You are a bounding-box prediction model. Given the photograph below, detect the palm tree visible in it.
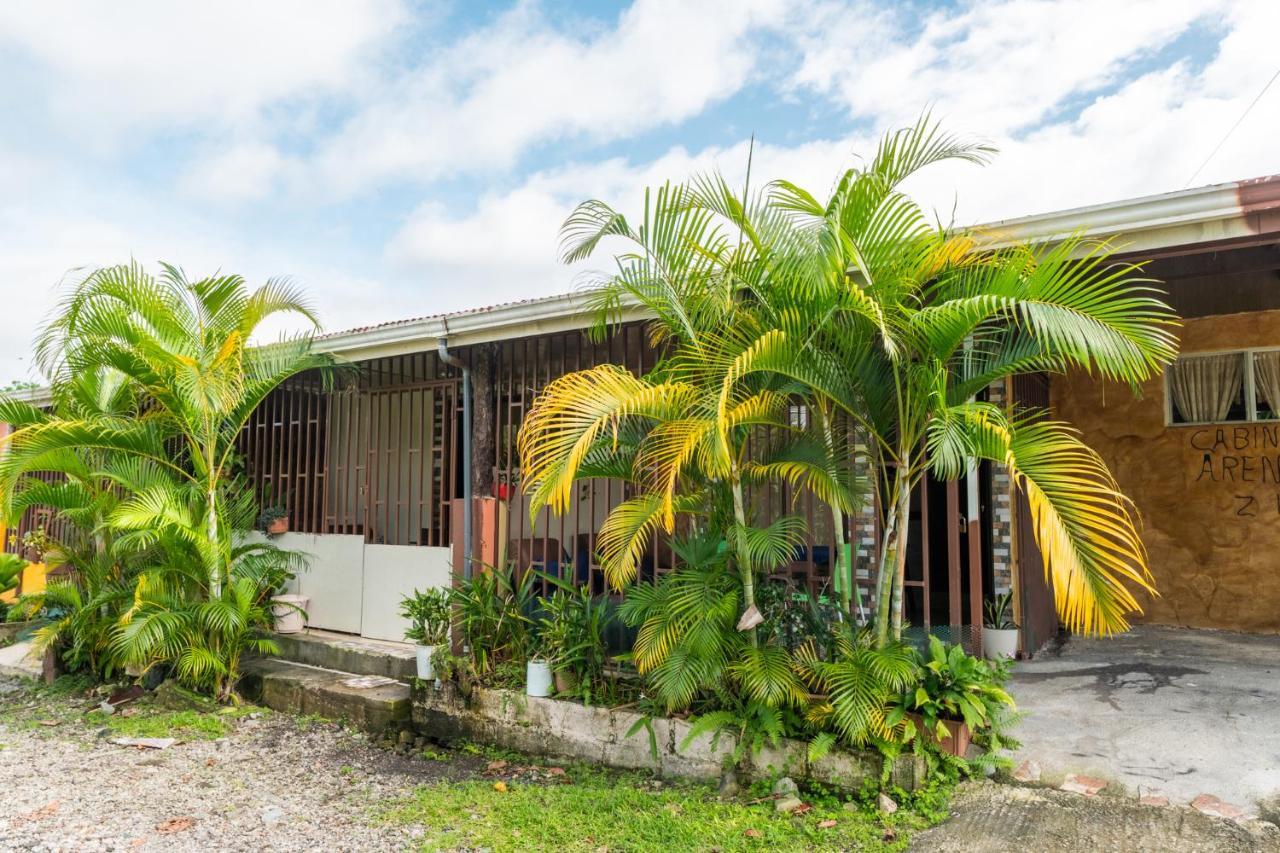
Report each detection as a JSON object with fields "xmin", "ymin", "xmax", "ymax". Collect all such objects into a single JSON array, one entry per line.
[
  {"xmin": 527, "ymin": 116, "xmax": 1178, "ymax": 646},
  {"xmin": 754, "ymin": 117, "xmax": 1179, "ymax": 642},
  {"xmin": 8, "ymin": 263, "xmax": 336, "ymax": 598},
  {"xmin": 519, "ymin": 182, "xmax": 863, "ymax": 639}
]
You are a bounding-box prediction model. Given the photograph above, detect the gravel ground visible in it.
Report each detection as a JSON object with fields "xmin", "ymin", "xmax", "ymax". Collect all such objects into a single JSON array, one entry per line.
[{"xmin": 0, "ymin": 678, "xmax": 485, "ymax": 852}]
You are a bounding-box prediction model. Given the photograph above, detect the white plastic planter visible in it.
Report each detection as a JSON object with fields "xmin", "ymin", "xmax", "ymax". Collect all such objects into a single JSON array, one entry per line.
[
  {"xmin": 416, "ymin": 644, "xmax": 437, "ymax": 680},
  {"xmin": 526, "ymin": 659, "xmax": 552, "ymax": 697},
  {"xmin": 272, "ymin": 595, "xmax": 309, "ymax": 634},
  {"xmin": 983, "ymin": 627, "xmax": 1019, "ymax": 660}
]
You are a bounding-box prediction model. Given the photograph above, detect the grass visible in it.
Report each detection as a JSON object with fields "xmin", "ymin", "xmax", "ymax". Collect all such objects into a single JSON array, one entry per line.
[
  {"xmin": 380, "ymin": 767, "xmax": 943, "ymax": 852},
  {"xmin": 85, "ymin": 708, "xmax": 232, "ymax": 740},
  {"xmin": 0, "ymin": 675, "xmax": 267, "ymax": 741}
]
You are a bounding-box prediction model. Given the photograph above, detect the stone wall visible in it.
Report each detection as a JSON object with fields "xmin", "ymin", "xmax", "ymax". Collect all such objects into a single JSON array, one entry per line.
[
  {"xmin": 1051, "ymin": 309, "xmax": 1280, "ymax": 633},
  {"xmin": 411, "ymin": 683, "xmax": 924, "ymax": 791}
]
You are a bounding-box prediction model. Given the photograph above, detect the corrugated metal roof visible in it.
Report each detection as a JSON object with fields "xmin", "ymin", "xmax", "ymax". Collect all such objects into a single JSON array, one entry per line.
[{"xmin": 315, "ymin": 290, "xmax": 582, "ymax": 341}]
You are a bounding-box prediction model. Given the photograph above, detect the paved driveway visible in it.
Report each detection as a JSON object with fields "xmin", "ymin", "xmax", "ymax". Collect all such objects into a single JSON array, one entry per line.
[{"xmin": 1008, "ymin": 625, "xmax": 1280, "ymax": 817}]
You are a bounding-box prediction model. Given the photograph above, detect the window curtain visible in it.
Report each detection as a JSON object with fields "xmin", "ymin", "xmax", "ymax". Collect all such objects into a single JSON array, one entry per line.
[
  {"xmin": 1253, "ymin": 351, "xmax": 1280, "ymax": 418},
  {"xmin": 1169, "ymin": 353, "xmax": 1243, "ymax": 423}
]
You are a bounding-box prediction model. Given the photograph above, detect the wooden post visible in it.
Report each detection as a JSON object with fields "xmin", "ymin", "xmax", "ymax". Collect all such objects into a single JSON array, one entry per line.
[
  {"xmin": 470, "ymin": 344, "xmax": 497, "ymax": 498},
  {"xmin": 946, "ymin": 479, "xmax": 962, "ymax": 639}
]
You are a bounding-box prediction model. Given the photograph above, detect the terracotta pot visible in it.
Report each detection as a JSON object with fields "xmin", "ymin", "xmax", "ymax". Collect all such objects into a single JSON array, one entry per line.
[
  {"xmin": 267, "ymin": 516, "xmax": 289, "ymax": 535},
  {"xmin": 908, "ymin": 713, "xmax": 971, "ymax": 758},
  {"xmin": 553, "ymin": 669, "xmax": 578, "ymax": 694}
]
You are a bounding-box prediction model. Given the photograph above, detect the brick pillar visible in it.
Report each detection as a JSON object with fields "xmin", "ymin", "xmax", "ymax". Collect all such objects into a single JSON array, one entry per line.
[
  {"xmin": 987, "ymin": 379, "xmax": 1014, "ymax": 596},
  {"xmin": 849, "ymin": 431, "xmax": 879, "ymax": 618}
]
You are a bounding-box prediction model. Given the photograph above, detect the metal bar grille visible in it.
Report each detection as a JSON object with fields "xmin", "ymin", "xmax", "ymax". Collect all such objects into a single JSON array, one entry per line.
[{"xmin": 236, "ymin": 355, "xmax": 462, "ymax": 547}]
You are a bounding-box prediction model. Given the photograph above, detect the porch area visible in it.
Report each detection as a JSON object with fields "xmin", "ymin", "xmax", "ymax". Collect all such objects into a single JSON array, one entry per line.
[{"xmin": 1007, "ymin": 625, "xmax": 1280, "ymax": 817}]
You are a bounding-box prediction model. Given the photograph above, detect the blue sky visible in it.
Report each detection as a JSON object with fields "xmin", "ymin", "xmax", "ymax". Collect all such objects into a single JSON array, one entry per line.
[{"xmin": 0, "ymin": 0, "xmax": 1276, "ymax": 380}]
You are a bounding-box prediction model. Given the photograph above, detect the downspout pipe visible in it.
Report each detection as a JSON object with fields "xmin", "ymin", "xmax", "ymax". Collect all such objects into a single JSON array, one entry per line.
[{"xmin": 437, "ymin": 336, "xmax": 473, "ymax": 581}]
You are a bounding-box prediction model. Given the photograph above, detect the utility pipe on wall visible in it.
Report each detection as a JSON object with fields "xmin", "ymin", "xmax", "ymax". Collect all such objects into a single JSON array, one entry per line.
[{"xmin": 437, "ymin": 336, "xmax": 473, "ymax": 581}]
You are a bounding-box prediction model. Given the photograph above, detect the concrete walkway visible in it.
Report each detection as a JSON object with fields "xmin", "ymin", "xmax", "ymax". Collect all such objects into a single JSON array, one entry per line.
[
  {"xmin": 912, "ymin": 782, "xmax": 1280, "ymax": 852},
  {"xmin": 1008, "ymin": 625, "xmax": 1280, "ymax": 816}
]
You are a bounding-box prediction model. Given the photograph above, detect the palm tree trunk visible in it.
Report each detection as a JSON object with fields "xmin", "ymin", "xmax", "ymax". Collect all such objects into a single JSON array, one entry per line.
[
  {"xmin": 816, "ymin": 405, "xmax": 855, "ymax": 619},
  {"xmin": 873, "ymin": 459, "xmax": 912, "ymax": 647},
  {"xmin": 729, "ymin": 478, "xmax": 758, "ymax": 646},
  {"xmin": 207, "ymin": 481, "xmax": 221, "ymax": 598},
  {"xmin": 829, "ymin": 502, "xmax": 851, "ymax": 618},
  {"xmin": 889, "ymin": 485, "xmax": 910, "ymax": 642}
]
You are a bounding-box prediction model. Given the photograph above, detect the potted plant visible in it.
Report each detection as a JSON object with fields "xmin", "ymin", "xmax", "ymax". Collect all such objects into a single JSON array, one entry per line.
[
  {"xmin": 536, "ymin": 582, "xmax": 609, "ymax": 696},
  {"xmin": 429, "ymin": 647, "xmax": 476, "ymax": 697},
  {"xmin": 263, "ymin": 561, "xmax": 307, "ymax": 634},
  {"xmin": 19, "ymin": 527, "xmax": 51, "ymax": 563},
  {"xmin": 893, "ymin": 636, "xmax": 1016, "ymax": 758},
  {"xmin": 400, "ymin": 588, "xmax": 451, "ymax": 680},
  {"xmin": 258, "ymin": 504, "xmax": 289, "ymax": 536},
  {"xmin": 982, "ymin": 591, "xmax": 1019, "ymax": 660},
  {"xmin": 272, "ymin": 593, "xmax": 308, "ymax": 634}
]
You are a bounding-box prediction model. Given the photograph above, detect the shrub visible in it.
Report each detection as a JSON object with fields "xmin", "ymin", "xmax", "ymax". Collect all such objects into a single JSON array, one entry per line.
[
  {"xmin": 535, "ymin": 579, "xmax": 610, "ymax": 696},
  {"xmin": 449, "ymin": 566, "xmax": 536, "ymax": 677}
]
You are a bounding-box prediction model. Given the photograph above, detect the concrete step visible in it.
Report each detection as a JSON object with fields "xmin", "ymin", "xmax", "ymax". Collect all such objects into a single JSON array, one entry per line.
[
  {"xmin": 239, "ymin": 658, "xmax": 410, "ymax": 734},
  {"xmin": 0, "ymin": 638, "xmax": 43, "ymax": 680},
  {"xmin": 271, "ymin": 629, "xmax": 417, "ymax": 682}
]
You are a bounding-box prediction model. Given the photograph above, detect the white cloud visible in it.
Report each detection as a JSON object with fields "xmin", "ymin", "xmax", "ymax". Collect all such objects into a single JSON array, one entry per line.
[
  {"xmin": 790, "ymin": 0, "xmax": 1228, "ymax": 136},
  {"xmin": 384, "ymin": 0, "xmax": 1280, "ymax": 307},
  {"xmin": 312, "ymin": 0, "xmax": 797, "ymax": 193},
  {"xmin": 179, "ymin": 141, "xmax": 296, "ymax": 204},
  {"xmin": 0, "ymin": 0, "xmax": 406, "ymax": 134},
  {"xmin": 2, "ymin": 0, "xmax": 1280, "ymax": 379},
  {"xmin": 384, "ymin": 136, "xmax": 864, "ymax": 305}
]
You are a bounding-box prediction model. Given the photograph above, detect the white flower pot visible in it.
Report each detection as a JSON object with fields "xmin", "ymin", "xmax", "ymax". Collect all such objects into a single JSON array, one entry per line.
[
  {"xmin": 416, "ymin": 645, "xmax": 437, "ymax": 680},
  {"xmin": 526, "ymin": 659, "xmax": 552, "ymax": 698},
  {"xmin": 983, "ymin": 627, "xmax": 1019, "ymax": 660},
  {"xmin": 272, "ymin": 595, "xmax": 308, "ymax": 634}
]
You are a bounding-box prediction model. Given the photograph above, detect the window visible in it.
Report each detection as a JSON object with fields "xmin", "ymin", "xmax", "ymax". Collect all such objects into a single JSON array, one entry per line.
[{"xmin": 1166, "ymin": 348, "xmax": 1280, "ymax": 425}]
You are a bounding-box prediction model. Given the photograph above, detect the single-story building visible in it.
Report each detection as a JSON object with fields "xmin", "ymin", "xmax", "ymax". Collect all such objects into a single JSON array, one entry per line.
[{"xmin": 8, "ymin": 175, "xmax": 1280, "ymax": 648}]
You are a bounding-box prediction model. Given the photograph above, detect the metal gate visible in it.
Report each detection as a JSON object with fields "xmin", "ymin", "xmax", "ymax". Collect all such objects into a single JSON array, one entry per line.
[
  {"xmin": 362, "ymin": 382, "xmax": 459, "ymax": 546},
  {"xmin": 320, "ymin": 380, "xmax": 460, "ymax": 546}
]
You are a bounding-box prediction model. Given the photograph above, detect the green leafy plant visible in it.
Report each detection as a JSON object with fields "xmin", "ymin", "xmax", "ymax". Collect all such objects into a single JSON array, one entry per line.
[
  {"xmin": 449, "ymin": 566, "xmax": 536, "ymax": 677},
  {"xmin": 400, "ymin": 588, "xmax": 451, "ymax": 646},
  {"xmin": 0, "ymin": 553, "xmax": 26, "ymax": 597},
  {"xmin": 757, "ymin": 579, "xmax": 842, "ymax": 658},
  {"xmin": 111, "ymin": 574, "xmax": 281, "ymax": 703},
  {"xmin": 891, "ymin": 637, "xmax": 1016, "ymax": 752},
  {"xmin": 256, "ymin": 504, "xmax": 288, "ymax": 533},
  {"xmin": 19, "ymin": 527, "xmax": 52, "ymax": 562},
  {"xmin": 535, "ymin": 577, "xmax": 610, "ymax": 694},
  {"xmin": 983, "ymin": 591, "xmax": 1017, "ymax": 630},
  {"xmin": 533, "ymin": 114, "xmax": 1177, "ymax": 648},
  {"xmin": 796, "ymin": 626, "xmax": 920, "ymax": 749},
  {"xmin": 0, "ymin": 265, "xmax": 333, "ymax": 701},
  {"xmin": 616, "ymin": 534, "xmax": 746, "ymax": 714}
]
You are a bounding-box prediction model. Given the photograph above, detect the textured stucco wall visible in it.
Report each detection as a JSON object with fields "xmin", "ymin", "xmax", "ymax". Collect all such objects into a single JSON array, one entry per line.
[{"xmin": 1052, "ymin": 309, "xmax": 1280, "ymax": 633}]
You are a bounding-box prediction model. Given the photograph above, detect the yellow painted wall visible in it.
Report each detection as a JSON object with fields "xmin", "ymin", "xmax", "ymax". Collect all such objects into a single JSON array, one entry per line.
[{"xmin": 1, "ymin": 562, "xmax": 47, "ymax": 604}]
